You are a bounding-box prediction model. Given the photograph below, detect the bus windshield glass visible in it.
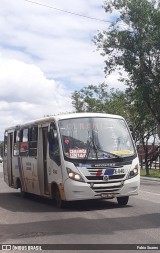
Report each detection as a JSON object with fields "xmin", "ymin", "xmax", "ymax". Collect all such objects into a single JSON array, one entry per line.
[{"xmin": 59, "ymin": 117, "xmax": 135, "ymax": 160}]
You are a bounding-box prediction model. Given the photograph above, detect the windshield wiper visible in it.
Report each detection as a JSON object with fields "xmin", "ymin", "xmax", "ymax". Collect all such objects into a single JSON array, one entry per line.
[
  {"xmin": 91, "ymin": 128, "xmax": 124, "ymax": 161},
  {"xmin": 83, "ymin": 130, "xmax": 99, "ymax": 162},
  {"xmin": 84, "ymin": 140, "xmax": 123, "ymax": 161},
  {"xmin": 83, "ymin": 138, "xmax": 98, "ymax": 161},
  {"xmin": 84, "ymin": 129, "xmax": 124, "ymax": 162},
  {"xmin": 95, "ymin": 146, "xmax": 124, "ymax": 161},
  {"xmin": 90, "ymin": 129, "xmax": 124, "ymax": 160}
]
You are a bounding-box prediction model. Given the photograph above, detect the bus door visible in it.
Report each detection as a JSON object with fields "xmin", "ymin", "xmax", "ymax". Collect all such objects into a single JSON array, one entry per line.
[
  {"xmin": 7, "ymin": 132, "xmax": 14, "ymax": 186},
  {"xmin": 37, "ymin": 125, "xmax": 49, "ymax": 196},
  {"xmin": 48, "ymin": 122, "xmax": 63, "ymax": 197},
  {"xmin": 42, "ymin": 127, "xmax": 49, "ymax": 194}
]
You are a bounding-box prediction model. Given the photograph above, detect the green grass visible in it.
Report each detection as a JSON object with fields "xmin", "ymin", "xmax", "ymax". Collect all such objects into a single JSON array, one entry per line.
[{"xmin": 140, "ymin": 168, "xmax": 160, "ymax": 178}]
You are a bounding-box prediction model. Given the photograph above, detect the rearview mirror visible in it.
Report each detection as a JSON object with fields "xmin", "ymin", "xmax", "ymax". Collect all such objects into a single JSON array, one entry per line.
[{"xmin": 48, "ymin": 130, "xmax": 58, "ymax": 144}]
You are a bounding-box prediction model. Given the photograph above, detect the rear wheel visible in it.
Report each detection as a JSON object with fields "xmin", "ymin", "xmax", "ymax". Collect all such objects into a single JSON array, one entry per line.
[
  {"xmin": 117, "ymin": 196, "xmax": 129, "ymax": 206},
  {"xmin": 54, "ymin": 186, "xmax": 65, "ymax": 208},
  {"xmin": 20, "ymin": 182, "xmax": 26, "ymax": 198}
]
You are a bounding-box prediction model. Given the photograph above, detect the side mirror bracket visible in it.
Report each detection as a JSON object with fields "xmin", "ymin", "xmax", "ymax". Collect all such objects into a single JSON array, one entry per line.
[{"xmin": 129, "ymin": 125, "xmax": 135, "ymax": 140}]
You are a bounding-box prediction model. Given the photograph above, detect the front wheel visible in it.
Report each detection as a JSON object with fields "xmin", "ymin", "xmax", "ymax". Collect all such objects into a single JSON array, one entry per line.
[
  {"xmin": 117, "ymin": 196, "xmax": 129, "ymax": 206},
  {"xmin": 55, "ymin": 187, "xmax": 66, "ymax": 208}
]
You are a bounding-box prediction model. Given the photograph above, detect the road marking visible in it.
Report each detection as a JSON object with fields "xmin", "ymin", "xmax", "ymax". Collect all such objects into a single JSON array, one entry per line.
[{"xmin": 139, "ymin": 190, "xmax": 160, "ymax": 196}]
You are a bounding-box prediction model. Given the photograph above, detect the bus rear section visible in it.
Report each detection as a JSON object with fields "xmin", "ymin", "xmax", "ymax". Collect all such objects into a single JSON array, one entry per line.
[
  {"xmin": 3, "ymin": 126, "xmax": 41, "ymax": 196},
  {"xmin": 3, "ymin": 122, "xmax": 63, "ymax": 201}
]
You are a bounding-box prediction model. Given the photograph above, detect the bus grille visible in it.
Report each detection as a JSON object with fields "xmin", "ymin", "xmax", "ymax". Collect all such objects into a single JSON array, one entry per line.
[
  {"xmin": 87, "ymin": 181, "xmax": 124, "ymax": 194},
  {"xmin": 86, "ymin": 174, "xmax": 125, "ymax": 180},
  {"xmin": 85, "ymin": 168, "xmax": 126, "ymax": 195}
]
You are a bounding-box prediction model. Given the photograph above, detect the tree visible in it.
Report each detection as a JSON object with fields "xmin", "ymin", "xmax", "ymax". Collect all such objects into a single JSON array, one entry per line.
[
  {"xmin": 124, "ymin": 88, "xmax": 159, "ymax": 175},
  {"xmin": 72, "ymin": 83, "xmax": 159, "ymax": 175},
  {"xmin": 72, "ymin": 83, "xmax": 128, "ymax": 116},
  {"xmin": 126, "ymin": 88, "xmax": 157, "ymax": 139},
  {"xmin": 94, "ymin": 0, "xmax": 160, "ymax": 136}
]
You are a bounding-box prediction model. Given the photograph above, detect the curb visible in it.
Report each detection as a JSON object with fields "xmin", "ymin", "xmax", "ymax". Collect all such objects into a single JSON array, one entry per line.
[{"xmin": 141, "ymin": 176, "xmax": 160, "ymax": 182}]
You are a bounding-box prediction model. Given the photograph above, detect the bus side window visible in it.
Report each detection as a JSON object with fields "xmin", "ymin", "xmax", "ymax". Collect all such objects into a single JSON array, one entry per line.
[
  {"xmin": 20, "ymin": 128, "xmax": 29, "ymax": 156},
  {"xmin": 13, "ymin": 130, "xmax": 20, "ymax": 156},
  {"xmin": 29, "ymin": 126, "xmax": 38, "ymax": 157}
]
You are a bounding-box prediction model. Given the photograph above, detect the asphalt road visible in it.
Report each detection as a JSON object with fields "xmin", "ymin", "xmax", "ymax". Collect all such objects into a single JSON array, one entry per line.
[{"xmin": 0, "ymin": 163, "xmax": 160, "ymax": 252}]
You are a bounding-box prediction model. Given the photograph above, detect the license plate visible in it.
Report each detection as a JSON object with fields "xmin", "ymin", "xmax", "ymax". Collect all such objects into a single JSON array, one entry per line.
[
  {"xmin": 104, "ymin": 168, "xmax": 125, "ymax": 176},
  {"xmin": 101, "ymin": 193, "xmax": 115, "ymax": 199},
  {"xmin": 113, "ymin": 168, "xmax": 125, "ymax": 174}
]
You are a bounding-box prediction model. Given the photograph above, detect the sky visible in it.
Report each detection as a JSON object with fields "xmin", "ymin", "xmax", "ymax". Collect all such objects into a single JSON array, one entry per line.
[{"xmin": 0, "ymin": 0, "xmax": 124, "ymax": 140}]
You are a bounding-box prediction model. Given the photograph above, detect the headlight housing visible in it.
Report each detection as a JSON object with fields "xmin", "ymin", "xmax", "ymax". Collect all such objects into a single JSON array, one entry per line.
[
  {"xmin": 66, "ymin": 168, "xmax": 84, "ymax": 182},
  {"xmin": 127, "ymin": 164, "xmax": 139, "ymax": 179}
]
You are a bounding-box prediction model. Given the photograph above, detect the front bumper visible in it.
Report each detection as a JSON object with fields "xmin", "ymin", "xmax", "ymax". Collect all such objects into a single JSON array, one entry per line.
[{"xmin": 64, "ymin": 174, "xmax": 140, "ymax": 201}]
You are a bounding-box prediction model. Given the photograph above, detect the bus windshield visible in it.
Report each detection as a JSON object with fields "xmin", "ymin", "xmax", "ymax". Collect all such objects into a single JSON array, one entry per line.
[{"xmin": 59, "ymin": 117, "xmax": 135, "ymax": 160}]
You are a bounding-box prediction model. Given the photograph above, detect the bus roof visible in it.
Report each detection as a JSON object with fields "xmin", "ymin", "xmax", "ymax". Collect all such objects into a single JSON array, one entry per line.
[
  {"xmin": 55, "ymin": 112, "xmax": 123, "ymax": 120},
  {"xmin": 5, "ymin": 112, "xmax": 124, "ymax": 131}
]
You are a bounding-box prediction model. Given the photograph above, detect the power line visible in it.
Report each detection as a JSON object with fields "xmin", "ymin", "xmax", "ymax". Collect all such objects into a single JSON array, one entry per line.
[{"xmin": 24, "ymin": 0, "xmax": 111, "ymax": 23}]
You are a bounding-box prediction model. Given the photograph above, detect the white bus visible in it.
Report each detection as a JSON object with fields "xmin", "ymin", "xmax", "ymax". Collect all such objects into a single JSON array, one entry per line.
[{"xmin": 3, "ymin": 113, "xmax": 140, "ymax": 208}]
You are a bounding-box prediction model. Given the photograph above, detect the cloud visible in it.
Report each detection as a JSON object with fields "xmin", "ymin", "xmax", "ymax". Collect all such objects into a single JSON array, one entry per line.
[
  {"xmin": 105, "ymin": 71, "xmax": 127, "ymax": 90},
  {"xmin": 0, "ymin": 0, "xmax": 109, "ymax": 90},
  {"xmin": 0, "ymin": 56, "xmax": 73, "ymax": 139},
  {"xmin": 0, "ymin": 0, "xmax": 126, "ymax": 139}
]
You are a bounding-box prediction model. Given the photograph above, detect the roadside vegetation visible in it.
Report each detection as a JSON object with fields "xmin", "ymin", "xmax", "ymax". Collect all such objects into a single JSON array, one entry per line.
[
  {"xmin": 72, "ymin": 0, "xmax": 160, "ymax": 177},
  {"xmin": 140, "ymin": 168, "xmax": 160, "ymax": 178}
]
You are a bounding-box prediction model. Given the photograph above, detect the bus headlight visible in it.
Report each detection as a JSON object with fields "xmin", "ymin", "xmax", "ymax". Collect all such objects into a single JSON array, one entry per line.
[
  {"xmin": 66, "ymin": 168, "xmax": 84, "ymax": 182},
  {"xmin": 127, "ymin": 164, "xmax": 139, "ymax": 179}
]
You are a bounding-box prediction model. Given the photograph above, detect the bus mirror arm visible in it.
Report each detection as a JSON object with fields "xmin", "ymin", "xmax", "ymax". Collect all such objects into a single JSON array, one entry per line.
[
  {"xmin": 48, "ymin": 130, "xmax": 58, "ymax": 143},
  {"xmin": 129, "ymin": 125, "xmax": 135, "ymax": 140}
]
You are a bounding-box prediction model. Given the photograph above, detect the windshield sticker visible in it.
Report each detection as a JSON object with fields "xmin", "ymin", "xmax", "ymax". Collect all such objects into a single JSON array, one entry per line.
[
  {"xmin": 111, "ymin": 150, "xmax": 134, "ymax": 155},
  {"xmin": 69, "ymin": 149, "xmax": 87, "ymax": 158},
  {"xmin": 64, "ymin": 139, "xmax": 70, "ymax": 145}
]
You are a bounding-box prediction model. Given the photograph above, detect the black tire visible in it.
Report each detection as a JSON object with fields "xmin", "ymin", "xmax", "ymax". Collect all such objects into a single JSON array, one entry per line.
[
  {"xmin": 20, "ymin": 182, "xmax": 27, "ymax": 198},
  {"xmin": 55, "ymin": 187, "xmax": 65, "ymax": 208},
  {"xmin": 117, "ymin": 196, "xmax": 129, "ymax": 206}
]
